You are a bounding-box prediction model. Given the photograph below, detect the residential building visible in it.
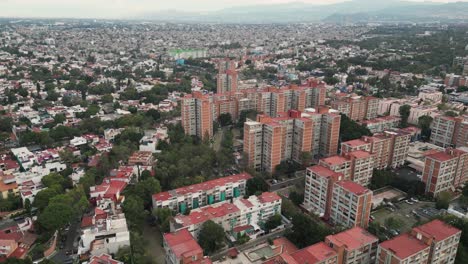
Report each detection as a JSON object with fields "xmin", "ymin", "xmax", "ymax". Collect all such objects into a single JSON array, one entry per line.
[
  {"xmin": 361, "ymin": 116, "xmax": 400, "ymax": 134},
  {"xmin": 330, "ymin": 180, "xmax": 372, "ymax": 228},
  {"xmin": 127, "ymin": 151, "xmax": 154, "ymax": 166},
  {"xmin": 217, "ymin": 59, "xmax": 238, "ymax": 94},
  {"xmin": 152, "ymin": 173, "xmax": 251, "ymax": 213},
  {"xmin": 325, "ymin": 227, "xmax": 379, "ymax": 264},
  {"xmin": 377, "ymin": 233, "xmax": 430, "ymax": 264},
  {"xmin": 289, "ymin": 242, "xmax": 338, "ymax": 264},
  {"xmin": 319, "ymin": 156, "xmax": 352, "ymax": 181},
  {"xmin": 430, "ymin": 115, "xmax": 459, "ymax": 148},
  {"xmin": 163, "ymin": 229, "xmax": 211, "ymax": 264},
  {"xmin": 78, "ymin": 209, "xmax": 131, "ymax": 257},
  {"xmin": 422, "ymin": 148, "xmax": 468, "ymax": 197},
  {"xmin": 243, "ymin": 111, "xmax": 313, "ymax": 172},
  {"xmin": 87, "ymin": 254, "xmax": 123, "ymax": 264},
  {"xmin": 377, "ymin": 220, "xmax": 461, "ymax": 264},
  {"xmin": 181, "ymin": 91, "xmax": 213, "ymax": 140},
  {"xmin": 303, "ymin": 165, "xmax": 343, "ymax": 219},
  {"xmin": 171, "ymin": 192, "xmax": 281, "ymax": 238},
  {"xmin": 410, "ymin": 220, "xmax": 461, "ymax": 264}
]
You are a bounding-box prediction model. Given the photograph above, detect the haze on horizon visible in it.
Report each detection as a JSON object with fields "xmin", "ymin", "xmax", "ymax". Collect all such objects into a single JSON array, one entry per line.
[{"xmin": 0, "ymin": 0, "xmax": 467, "ymax": 19}]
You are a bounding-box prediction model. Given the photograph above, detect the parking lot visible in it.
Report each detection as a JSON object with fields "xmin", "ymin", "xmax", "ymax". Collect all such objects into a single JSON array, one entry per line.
[{"xmin": 372, "ymin": 200, "xmax": 436, "ymax": 235}]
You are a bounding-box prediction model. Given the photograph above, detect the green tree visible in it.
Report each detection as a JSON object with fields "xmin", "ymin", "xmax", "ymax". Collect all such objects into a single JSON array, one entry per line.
[
  {"xmin": 418, "ymin": 115, "xmax": 433, "ymax": 141},
  {"xmin": 198, "ymin": 220, "xmax": 225, "ymax": 254},
  {"xmin": 246, "ymin": 177, "xmax": 268, "ymax": 196},
  {"xmin": 385, "ymin": 217, "xmax": 404, "ymax": 229},
  {"xmin": 33, "ymin": 188, "xmax": 59, "ymax": 211},
  {"xmin": 264, "ymin": 214, "xmax": 282, "ymax": 231},
  {"xmin": 218, "ymin": 113, "xmax": 232, "ymax": 127},
  {"xmin": 399, "ymin": 104, "xmax": 411, "ymax": 128},
  {"xmin": 122, "ymin": 196, "xmax": 146, "ymax": 232},
  {"xmin": 287, "ymin": 213, "xmax": 331, "ymax": 248},
  {"xmin": 38, "ymin": 203, "xmax": 73, "ymax": 232},
  {"xmin": 436, "ymin": 191, "xmax": 452, "ymax": 210},
  {"xmin": 339, "ymin": 114, "xmax": 372, "ymax": 142}
]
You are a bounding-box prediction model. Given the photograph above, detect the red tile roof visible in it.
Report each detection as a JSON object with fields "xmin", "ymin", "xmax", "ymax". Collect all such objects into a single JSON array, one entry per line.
[
  {"xmin": 326, "ymin": 227, "xmax": 378, "ymax": 251},
  {"xmin": 412, "ymin": 219, "xmax": 461, "ymax": 242},
  {"xmin": 425, "ymin": 151, "xmax": 457, "ymax": 162},
  {"xmin": 379, "ymin": 233, "xmax": 429, "ymax": 260},
  {"xmin": 348, "ymin": 150, "xmax": 372, "ymax": 159},
  {"xmin": 335, "ymin": 180, "xmax": 369, "ymax": 195},
  {"xmin": 89, "ymin": 253, "xmax": 122, "ymax": 264},
  {"xmin": 258, "ymin": 192, "xmax": 281, "ymax": 203},
  {"xmin": 308, "ymin": 165, "xmax": 343, "ymax": 180},
  {"xmin": 164, "ymin": 229, "xmax": 203, "ymax": 260},
  {"xmin": 320, "ymin": 155, "xmax": 350, "ymax": 166},
  {"xmin": 153, "ymin": 173, "xmax": 252, "ymax": 202},
  {"xmin": 292, "ymin": 242, "xmax": 337, "ymax": 263}
]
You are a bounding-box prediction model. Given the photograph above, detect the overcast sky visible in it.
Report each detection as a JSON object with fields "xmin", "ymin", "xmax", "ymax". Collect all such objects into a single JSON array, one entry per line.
[{"xmin": 0, "ymin": 0, "xmax": 466, "ymax": 19}]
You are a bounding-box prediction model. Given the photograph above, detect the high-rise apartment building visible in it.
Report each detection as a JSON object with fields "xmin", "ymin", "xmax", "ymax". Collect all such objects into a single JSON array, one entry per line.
[
  {"xmin": 243, "ymin": 111, "xmax": 313, "ymax": 172},
  {"xmin": 410, "ymin": 220, "xmax": 461, "ymax": 264},
  {"xmin": 303, "ymin": 166, "xmax": 372, "ymax": 228},
  {"xmin": 325, "ymin": 227, "xmax": 379, "ymax": 264},
  {"xmin": 430, "ymin": 115, "xmax": 459, "ymax": 148},
  {"xmin": 217, "ymin": 59, "xmax": 238, "ymax": 94},
  {"xmin": 422, "ymin": 148, "xmax": 468, "ymax": 197},
  {"xmin": 303, "ymin": 165, "xmax": 343, "ymax": 219},
  {"xmin": 331, "ymin": 95, "xmax": 379, "ymax": 121},
  {"xmin": 181, "ymin": 91, "xmax": 213, "ymax": 140},
  {"xmin": 377, "ymin": 233, "xmax": 430, "ymax": 264},
  {"xmin": 377, "ymin": 219, "xmax": 461, "ymax": 264},
  {"xmin": 330, "ymin": 180, "xmax": 372, "ymax": 229}
]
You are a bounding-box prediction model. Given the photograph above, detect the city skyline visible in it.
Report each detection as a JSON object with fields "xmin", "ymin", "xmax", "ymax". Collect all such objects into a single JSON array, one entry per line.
[{"xmin": 0, "ymin": 0, "xmax": 466, "ymax": 19}]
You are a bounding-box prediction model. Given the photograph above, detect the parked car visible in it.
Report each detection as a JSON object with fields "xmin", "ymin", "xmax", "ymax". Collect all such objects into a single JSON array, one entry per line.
[
  {"xmin": 410, "ymin": 197, "xmax": 419, "ymax": 203},
  {"xmin": 387, "ymin": 207, "xmax": 395, "ymax": 212},
  {"xmin": 405, "ymin": 200, "xmax": 414, "ymax": 205}
]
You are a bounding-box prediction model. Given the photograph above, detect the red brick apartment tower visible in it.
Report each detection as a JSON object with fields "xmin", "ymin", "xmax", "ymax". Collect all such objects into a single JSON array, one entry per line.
[
  {"xmin": 377, "ymin": 233, "xmax": 430, "ymax": 264},
  {"xmin": 325, "ymin": 227, "xmax": 379, "ymax": 264},
  {"xmin": 330, "ymin": 180, "xmax": 372, "ymax": 228},
  {"xmin": 306, "ymin": 78, "xmax": 327, "ymax": 108},
  {"xmin": 320, "ymin": 113, "xmax": 341, "ymax": 157},
  {"xmin": 262, "ymin": 122, "xmax": 284, "ymax": 173},
  {"xmin": 243, "ymin": 121, "xmax": 263, "ymax": 170},
  {"xmin": 422, "ymin": 148, "xmax": 468, "ymax": 197},
  {"xmin": 181, "ymin": 92, "xmax": 213, "ymax": 140},
  {"xmin": 217, "ymin": 58, "xmax": 238, "ymax": 94},
  {"xmin": 364, "ymin": 96, "xmax": 379, "ymax": 120},
  {"xmin": 410, "ymin": 220, "xmax": 461, "ymax": 264},
  {"xmin": 348, "ymin": 97, "xmax": 366, "ymax": 121},
  {"xmin": 303, "ymin": 165, "xmax": 343, "ymax": 220}
]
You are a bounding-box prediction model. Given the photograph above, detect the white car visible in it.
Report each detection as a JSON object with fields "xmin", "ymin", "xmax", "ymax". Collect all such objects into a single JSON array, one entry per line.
[{"xmin": 405, "ymin": 200, "xmax": 414, "ymax": 205}]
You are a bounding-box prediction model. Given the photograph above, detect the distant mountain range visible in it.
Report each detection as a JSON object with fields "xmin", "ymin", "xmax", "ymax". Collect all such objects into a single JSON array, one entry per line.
[{"xmin": 136, "ymin": 0, "xmax": 468, "ymax": 23}]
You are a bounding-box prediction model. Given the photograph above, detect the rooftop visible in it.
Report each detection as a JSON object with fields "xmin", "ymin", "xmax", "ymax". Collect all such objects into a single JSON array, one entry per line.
[
  {"xmin": 163, "ymin": 229, "xmax": 203, "ymax": 260},
  {"xmin": 325, "ymin": 227, "xmax": 378, "ymax": 251},
  {"xmin": 308, "ymin": 165, "xmax": 343, "ymax": 180},
  {"xmin": 412, "ymin": 219, "xmax": 461, "ymax": 242},
  {"xmin": 335, "ymin": 180, "xmax": 369, "ymax": 195},
  {"xmin": 153, "ymin": 173, "xmax": 252, "ymax": 202},
  {"xmin": 379, "ymin": 233, "xmax": 429, "ymax": 260},
  {"xmin": 320, "ymin": 155, "xmax": 350, "ymax": 166},
  {"xmin": 291, "ymin": 242, "xmax": 337, "ymax": 263}
]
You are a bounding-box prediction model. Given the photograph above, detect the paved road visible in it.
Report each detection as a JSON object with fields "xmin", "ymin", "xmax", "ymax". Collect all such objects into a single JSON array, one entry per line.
[{"xmin": 51, "ymin": 218, "xmax": 80, "ymax": 263}]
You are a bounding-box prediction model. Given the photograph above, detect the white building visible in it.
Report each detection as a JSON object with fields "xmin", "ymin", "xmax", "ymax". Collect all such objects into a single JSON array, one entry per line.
[{"xmin": 78, "ymin": 210, "xmax": 130, "ymax": 257}]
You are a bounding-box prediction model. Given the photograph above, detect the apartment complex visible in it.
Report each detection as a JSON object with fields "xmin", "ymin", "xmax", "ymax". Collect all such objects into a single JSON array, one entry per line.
[
  {"xmin": 361, "ymin": 116, "xmax": 400, "ymax": 134},
  {"xmin": 217, "ymin": 59, "xmax": 238, "ymax": 94},
  {"xmin": 429, "ymin": 114, "xmax": 468, "ymax": 149},
  {"xmin": 331, "ymin": 95, "xmax": 379, "ymax": 121},
  {"xmin": 422, "ymin": 148, "xmax": 468, "ymax": 197},
  {"xmin": 163, "ymin": 229, "xmax": 211, "ymax": 264},
  {"xmin": 243, "ymin": 109, "xmax": 340, "ymax": 172},
  {"xmin": 181, "ymin": 91, "xmax": 213, "ymax": 140},
  {"xmin": 303, "ymin": 166, "xmax": 372, "ymax": 229},
  {"xmin": 152, "ymin": 173, "xmax": 251, "ymax": 213},
  {"xmin": 171, "ymin": 192, "xmax": 281, "ymax": 238},
  {"xmin": 303, "ymin": 165, "xmax": 344, "ymax": 219},
  {"xmin": 330, "ymin": 180, "xmax": 372, "ymax": 229},
  {"xmin": 325, "ymin": 227, "xmax": 379, "ymax": 264},
  {"xmin": 181, "ymin": 78, "xmax": 327, "ymax": 139},
  {"xmin": 377, "ymin": 220, "xmax": 461, "ymax": 264}
]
